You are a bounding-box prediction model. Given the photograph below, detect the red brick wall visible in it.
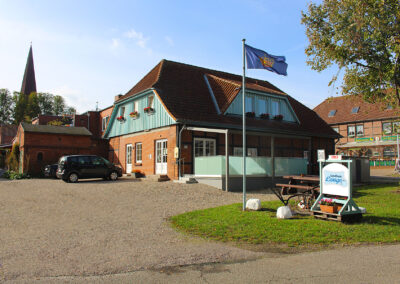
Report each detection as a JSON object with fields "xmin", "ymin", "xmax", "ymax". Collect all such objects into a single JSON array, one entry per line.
[
  {"xmin": 19, "ymin": 132, "xmax": 93, "ymax": 174},
  {"xmin": 108, "ymin": 125, "xmax": 178, "ymax": 178},
  {"xmin": 100, "ymin": 106, "xmax": 113, "ymax": 137}
]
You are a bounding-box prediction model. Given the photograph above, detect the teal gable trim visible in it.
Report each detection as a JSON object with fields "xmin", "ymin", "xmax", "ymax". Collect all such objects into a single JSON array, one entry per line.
[
  {"xmin": 224, "ymin": 90, "xmax": 299, "ymax": 123},
  {"xmin": 104, "ymin": 89, "xmax": 176, "ymax": 138}
]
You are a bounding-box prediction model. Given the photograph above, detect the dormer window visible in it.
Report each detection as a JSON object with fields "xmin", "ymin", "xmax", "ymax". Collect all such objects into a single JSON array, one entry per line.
[
  {"xmin": 351, "ymin": 106, "xmax": 360, "ymax": 114},
  {"xmin": 328, "ymin": 110, "xmax": 336, "ymax": 117},
  {"xmin": 148, "ymin": 95, "xmax": 154, "ymax": 108},
  {"xmin": 386, "ymin": 104, "xmax": 393, "ymax": 110}
]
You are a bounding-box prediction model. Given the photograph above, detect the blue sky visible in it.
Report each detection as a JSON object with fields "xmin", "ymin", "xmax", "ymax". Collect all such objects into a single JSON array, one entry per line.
[{"xmin": 0, "ymin": 0, "xmax": 341, "ymax": 113}]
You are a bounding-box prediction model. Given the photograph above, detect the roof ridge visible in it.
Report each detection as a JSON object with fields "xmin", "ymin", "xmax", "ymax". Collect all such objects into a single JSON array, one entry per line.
[{"xmin": 162, "ymin": 59, "xmax": 284, "ymax": 93}]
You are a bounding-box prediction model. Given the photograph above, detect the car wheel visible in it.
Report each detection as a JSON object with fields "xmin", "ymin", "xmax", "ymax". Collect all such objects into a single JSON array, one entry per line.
[
  {"xmin": 109, "ymin": 171, "xmax": 118, "ymax": 181},
  {"xmin": 68, "ymin": 173, "xmax": 79, "ymax": 183}
]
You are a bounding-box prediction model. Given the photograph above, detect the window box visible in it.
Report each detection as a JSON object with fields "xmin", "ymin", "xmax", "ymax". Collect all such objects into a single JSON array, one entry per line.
[
  {"xmin": 116, "ymin": 115, "xmax": 125, "ymax": 122},
  {"xmin": 260, "ymin": 113, "xmax": 270, "ymax": 120},
  {"xmin": 246, "ymin": 112, "xmax": 255, "ymax": 118},
  {"xmin": 129, "ymin": 111, "xmax": 139, "ymax": 119},
  {"xmin": 144, "ymin": 107, "xmax": 154, "ymax": 114},
  {"xmin": 273, "ymin": 114, "xmax": 283, "ymax": 121}
]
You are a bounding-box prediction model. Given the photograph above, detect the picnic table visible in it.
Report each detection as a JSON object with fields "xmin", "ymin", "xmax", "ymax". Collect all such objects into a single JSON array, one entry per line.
[{"xmin": 272, "ymin": 175, "xmax": 320, "ymax": 209}]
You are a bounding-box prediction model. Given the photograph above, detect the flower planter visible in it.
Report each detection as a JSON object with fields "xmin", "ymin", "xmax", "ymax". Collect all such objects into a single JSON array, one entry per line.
[
  {"xmin": 260, "ymin": 113, "xmax": 270, "ymax": 120},
  {"xmin": 320, "ymin": 204, "xmax": 338, "ymax": 214},
  {"xmin": 144, "ymin": 107, "xmax": 154, "ymax": 114},
  {"xmin": 246, "ymin": 112, "xmax": 255, "ymax": 118},
  {"xmin": 273, "ymin": 115, "xmax": 283, "ymax": 121}
]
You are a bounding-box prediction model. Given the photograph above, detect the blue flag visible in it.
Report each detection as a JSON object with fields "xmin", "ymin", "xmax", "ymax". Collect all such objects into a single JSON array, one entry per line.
[{"xmin": 244, "ymin": 44, "xmax": 288, "ymax": 76}]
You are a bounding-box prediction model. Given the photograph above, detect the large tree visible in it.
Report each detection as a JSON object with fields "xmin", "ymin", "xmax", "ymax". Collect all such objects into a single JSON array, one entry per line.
[
  {"xmin": 302, "ymin": 0, "xmax": 400, "ymax": 106},
  {"xmin": 53, "ymin": 95, "xmax": 66, "ymax": 115},
  {"xmin": 37, "ymin": 92, "xmax": 54, "ymax": 115},
  {"xmin": 26, "ymin": 93, "xmax": 41, "ymax": 120},
  {"xmin": 0, "ymin": 89, "xmax": 14, "ymax": 124},
  {"xmin": 13, "ymin": 92, "xmax": 27, "ymax": 124}
]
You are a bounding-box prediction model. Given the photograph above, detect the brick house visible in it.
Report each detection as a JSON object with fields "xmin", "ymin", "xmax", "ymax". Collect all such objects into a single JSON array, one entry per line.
[
  {"xmin": 314, "ymin": 95, "xmax": 400, "ymax": 163},
  {"xmin": 103, "ymin": 60, "xmax": 338, "ymax": 190},
  {"xmin": 14, "ymin": 108, "xmax": 112, "ymax": 175}
]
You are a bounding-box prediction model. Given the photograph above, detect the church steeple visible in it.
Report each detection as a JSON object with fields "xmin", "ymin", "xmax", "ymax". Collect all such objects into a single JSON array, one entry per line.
[{"xmin": 20, "ymin": 44, "xmax": 37, "ymax": 96}]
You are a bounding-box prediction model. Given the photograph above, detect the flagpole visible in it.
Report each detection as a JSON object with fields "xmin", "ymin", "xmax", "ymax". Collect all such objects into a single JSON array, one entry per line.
[{"xmin": 242, "ymin": 38, "xmax": 246, "ymax": 211}]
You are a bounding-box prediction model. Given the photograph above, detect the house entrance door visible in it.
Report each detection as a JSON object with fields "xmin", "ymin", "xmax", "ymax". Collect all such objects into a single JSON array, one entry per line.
[
  {"xmin": 155, "ymin": 139, "xmax": 168, "ymax": 174},
  {"xmin": 126, "ymin": 144, "xmax": 132, "ymax": 174}
]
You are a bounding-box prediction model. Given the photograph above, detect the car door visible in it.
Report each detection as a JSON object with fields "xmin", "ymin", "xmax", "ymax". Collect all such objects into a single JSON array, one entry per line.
[
  {"xmin": 78, "ymin": 156, "xmax": 94, "ymax": 178},
  {"xmin": 91, "ymin": 156, "xmax": 108, "ymax": 178}
]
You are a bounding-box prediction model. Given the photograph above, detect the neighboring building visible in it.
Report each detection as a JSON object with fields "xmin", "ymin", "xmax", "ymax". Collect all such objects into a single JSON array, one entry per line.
[
  {"xmin": 103, "ymin": 60, "xmax": 338, "ymax": 190},
  {"xmin": 0, "ymin": 125, "xmax": 18, "ymax": 150},
  {"xmin": 314, "ymin": 95, "xmax": 400, "ymax": 162}
]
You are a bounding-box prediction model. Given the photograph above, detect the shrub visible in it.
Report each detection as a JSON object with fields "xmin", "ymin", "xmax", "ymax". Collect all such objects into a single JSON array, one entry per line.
[
  {"xmin": 2, "ymin": 170, "xmax": 29, "ymax": 180},
  {"xmin": 6, "ymin": 143, "xmax": 20, "ymax": 172}
]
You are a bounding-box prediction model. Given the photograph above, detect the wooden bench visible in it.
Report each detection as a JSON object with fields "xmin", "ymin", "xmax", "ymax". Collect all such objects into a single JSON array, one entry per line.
[{"xmin": 275, "ymin": 183, "xmax": 319, "ymax": 195}]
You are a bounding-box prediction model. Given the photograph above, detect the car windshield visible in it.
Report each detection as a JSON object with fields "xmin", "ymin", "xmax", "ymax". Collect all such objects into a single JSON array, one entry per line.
[{"xmin": 58, "ymin": 156, "xmax": 66, "ymax": 165}]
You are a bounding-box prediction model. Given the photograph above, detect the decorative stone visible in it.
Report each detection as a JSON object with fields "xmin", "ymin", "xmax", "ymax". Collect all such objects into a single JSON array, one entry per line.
[
  {"xmin": 246, "ymin": 199, "xmax": 261, "ymax": 211},
  {"xmin": 276, "ymin": 206, "xmax": 293, "ymax": 219}
]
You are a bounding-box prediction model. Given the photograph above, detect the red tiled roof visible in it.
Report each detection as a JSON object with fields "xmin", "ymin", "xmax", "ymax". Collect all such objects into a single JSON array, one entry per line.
[
  {"xmin": 117, "ymin": 60, "xmax": 338, "ymax": 138},
  {"xmin": 313, "ymin": 96, "xmax": 400, "ymax": 125}
]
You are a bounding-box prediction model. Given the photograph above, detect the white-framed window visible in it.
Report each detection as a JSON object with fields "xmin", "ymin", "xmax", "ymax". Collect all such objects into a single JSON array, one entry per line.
[
  {"xmin": 134, "ymin": 101, "xmax": 139, "ymax": 112},
  {"xmin": 120, "ymin": 106, "xmax": 125, "ymax": 116},
  {"xmin": 356, "ymin": 125, "xmax": 364, "ymax": 136},
  {"xmin": 348, "ymin": 125, "xmax": 355, "ymax": 137},
  {"xmin": 393, "ymin": 121, "xmax": 400, "ymax": 134},
  {"xmin": 102, "ymin": 116, "xmax": 109, "ymax": 131},
  {"xmin": 271, "ymin": 100, "xmax": 280, "ymax": 116},
  {"xmin": 148, "ymin": 95, "xmax": 154, "ymax": 108},
  {"xmin": 194, "ymin": 138, "xmax": 216, "ymax": 157},
  {"xmin": 135, "ymin": 143, "xmax": 142, "ymax": 163},
  {"xmin": 233, "ymin": 147, "xmax": 257, "ymax": 156}
]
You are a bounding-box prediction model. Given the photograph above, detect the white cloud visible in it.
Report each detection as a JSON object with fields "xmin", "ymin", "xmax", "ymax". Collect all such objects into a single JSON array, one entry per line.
[
  {"xmin": 164, "ymin": 36, "xmax": 174, "ymax": 46},
  {"xmin": 124, "ymin": 28, "xmax": 149, "ymax": 48},
  {"xmin": 110, "ymin": 38, "xmax": 121, "ymax": 49},
  {"xmin": 45, "ymin": 85, "xmax": 94, "ymax": 113}
]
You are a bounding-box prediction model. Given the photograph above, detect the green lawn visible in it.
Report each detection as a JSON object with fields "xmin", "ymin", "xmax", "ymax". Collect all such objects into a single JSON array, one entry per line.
[{"xmin": 170, "ymin": 184, "xmax": 400, "ymax": 246}]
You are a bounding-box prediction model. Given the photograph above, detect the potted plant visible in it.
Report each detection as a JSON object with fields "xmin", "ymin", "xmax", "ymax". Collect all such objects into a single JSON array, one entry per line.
[
  {"xmin": 144, "ymin": 106, "xmax": 154, "ymax": 114},
  {"xmin": 319, "ymin": 198, "xmax": 340, "ymax": 213},
  {"xmin": 260, "ymin": 113, "xmax": 270, "ymax": 119},
  {"xmin": 246, "ymin": 111, "xmax": 255, "ymax": 118},
  {"xmin": 116, "ymin": 115, "xmax": 125, "ymax": 122},
  {"xmin": 132, "ymin": 169, "xmax": 143, "ymax": 178},
  {"xmin": 129, "ymin": 111, "xmax": 139, "ymax": 119},
  {"xmin": 273, "ymin": 114, "xmax": 283, "ymax": 121}
]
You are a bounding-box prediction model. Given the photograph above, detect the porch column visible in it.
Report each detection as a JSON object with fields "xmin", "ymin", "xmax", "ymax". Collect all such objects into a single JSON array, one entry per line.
[
  {"xmin": 225, "ymin": 130, "xmax": 229, "ymax": 192},
  {"xmin": 271, "ymin": 136, "xmax": 275, "ymax": 183}
]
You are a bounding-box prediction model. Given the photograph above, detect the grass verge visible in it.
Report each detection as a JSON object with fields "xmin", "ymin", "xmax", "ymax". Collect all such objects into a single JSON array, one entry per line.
[{"xmin": 170, "ymin": 184, "xmax": 400, "ymax": 247}]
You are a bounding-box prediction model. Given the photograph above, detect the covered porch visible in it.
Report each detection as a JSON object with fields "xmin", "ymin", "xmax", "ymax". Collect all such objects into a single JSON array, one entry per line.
[{"xmin": 178, "ymin": 126, "xmax": 317, "ymax": 191}]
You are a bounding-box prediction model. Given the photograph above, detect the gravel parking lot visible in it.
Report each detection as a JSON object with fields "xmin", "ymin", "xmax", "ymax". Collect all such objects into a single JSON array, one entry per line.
[{"xmin": 0, "ymin": 178, "xmax": 276, "ymax": 281}]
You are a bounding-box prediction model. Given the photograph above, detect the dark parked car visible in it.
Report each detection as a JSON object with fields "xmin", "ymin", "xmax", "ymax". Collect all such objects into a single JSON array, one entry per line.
[
  {"xmin": 56, "ymin": 155, "xmax": 122, "ymax": 183},
  {"xmin": 44, "ymin": 164, "xmax": 58, "ymax": 178}
]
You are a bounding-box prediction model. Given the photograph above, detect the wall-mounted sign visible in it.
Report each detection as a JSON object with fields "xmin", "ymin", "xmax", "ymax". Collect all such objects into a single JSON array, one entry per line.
[
  {"xmin": 317, "ymin": 149, "xmax": 325, "ymax": 161},
  {"xmin": 328, "ymin": 155, "xmax": 342, "ymax": 160}
]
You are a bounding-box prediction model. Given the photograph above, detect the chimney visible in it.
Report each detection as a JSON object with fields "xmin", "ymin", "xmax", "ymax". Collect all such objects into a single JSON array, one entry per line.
[{"xmin": 114, "ymin": 94, "xmax": 123, "ymax": 102}]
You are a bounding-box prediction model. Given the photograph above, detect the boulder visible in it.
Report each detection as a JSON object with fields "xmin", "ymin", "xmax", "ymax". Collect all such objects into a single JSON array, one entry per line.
[
  {"xmin": 276, "ymin": 206, "xmax": 293, "ymax": 219},
  {"xmin": 246, "ymin": 199, "xmax": 261, "ymax": 211}
]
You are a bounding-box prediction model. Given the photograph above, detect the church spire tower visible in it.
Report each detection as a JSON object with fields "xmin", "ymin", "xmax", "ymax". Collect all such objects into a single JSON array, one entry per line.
[{"xmin": 20, "ymin": 44, "xmax": 37, "ymax": 96}]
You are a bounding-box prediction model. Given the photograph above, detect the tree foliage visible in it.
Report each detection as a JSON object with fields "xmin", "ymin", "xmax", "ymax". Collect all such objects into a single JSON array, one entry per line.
[
  {"xmin": 53, "ymin": 95, "xmax": 66, "ymax": 115},
  {"xmin": 302, "ymin": 0, "xmax": 400, "ymax": 106},
  {"xmin": 0, "ymin": 89, "xmax": 14, "ymax": 125}
]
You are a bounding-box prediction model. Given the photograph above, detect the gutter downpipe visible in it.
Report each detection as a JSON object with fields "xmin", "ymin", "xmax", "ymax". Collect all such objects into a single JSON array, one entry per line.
[{"xmin": 178, "ymin": 124, "xmax": 186, "ymax": 179}]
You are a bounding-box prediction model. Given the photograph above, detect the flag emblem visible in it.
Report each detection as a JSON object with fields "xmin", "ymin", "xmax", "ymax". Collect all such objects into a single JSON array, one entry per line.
[{"xmin": 244, "ymin": 44, "xmax": 288, "ymax": 76}]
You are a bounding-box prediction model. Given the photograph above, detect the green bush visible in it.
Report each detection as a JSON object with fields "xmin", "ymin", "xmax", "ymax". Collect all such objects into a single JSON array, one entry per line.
[{"xmin": 2, "ymin": 170, "xmax": 29, "ymax": 180}]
